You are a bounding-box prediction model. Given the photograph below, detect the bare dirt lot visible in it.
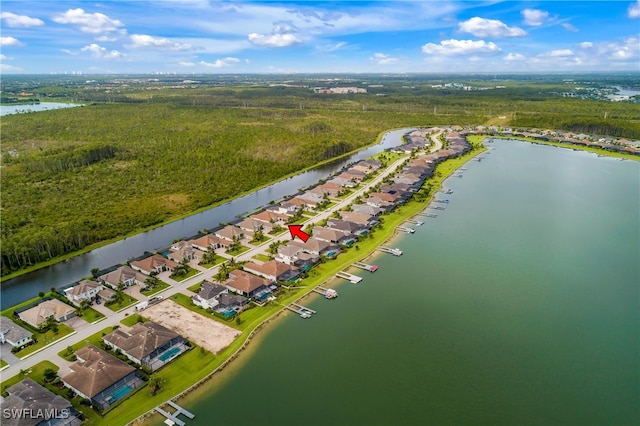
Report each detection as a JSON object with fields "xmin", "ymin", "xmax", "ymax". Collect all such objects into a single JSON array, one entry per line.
[{"xmin": 143, "ymin": 300, "xmax": 240, "ymax": 353}]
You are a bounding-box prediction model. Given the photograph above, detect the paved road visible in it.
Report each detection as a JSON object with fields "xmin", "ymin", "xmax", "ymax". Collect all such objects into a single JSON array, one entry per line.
[{"xmin": 0, "ymin": 153, "xmax": 410, "ymax": 381}]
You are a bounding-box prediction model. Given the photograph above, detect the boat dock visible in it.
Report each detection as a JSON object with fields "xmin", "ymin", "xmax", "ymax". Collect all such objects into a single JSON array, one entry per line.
[
  {"xmin": 397, "ymin": 226, "xmax": 415, "ymax": 234},
  {"xmin": 284, "ymin": 303, "xmax": 314, "ymax": 318},
  {"xmin": 352, "ymin": 261, "xmax": 378, "ymax": 272},
  {"xmin": 433, "ymin": 199, "xmax": 449, "ymax": 204},
  {"xmin": 415, "ymin": 211, "xmax": 437, "ymax": 218},
  {"xmin": 459, "ymin": 167, "xmax": 468, "ymax": 171},
  {"xmin": 377, "ymin": 246, "xmax": 403, "ymax": 256},
  {"xmin": 155, "ymin": 400, "xmax": 195, "ymax": 426},
  {"xmin": 439, "ymin": 188, "xmax": 454, "ymax": 194},
  {"xmin": 336, "ymin": 271, "xmax": 363, "ymax": 283},
  {"xmin": 313, "ymin": 286, "xmax": 338, "ymax": 298},
  {"xmin": 454, "ymin": 173, "xmax": 464, "ymax": 177},
  {"xmin": 427, "ymin": 205, "xmax": 445, "ymax": 210},
  {"xmin": 405, "ymin": 219, "xmax": 424, "ymax": 226}
]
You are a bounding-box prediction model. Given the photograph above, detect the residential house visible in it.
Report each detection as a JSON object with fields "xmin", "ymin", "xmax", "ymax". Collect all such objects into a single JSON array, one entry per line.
[
  {"xmin": 98, "ymin": 287, "xmax": 117, "ymax": 303},
  {"xmin": 286, "ymin": 196, "xmax": 318, "ymax": 211},
  {"xmin": 64, "ymin": 280, "xmax": 103, "ymax": 305},
  {"xmin": 0, "ymin": 379, "xmax": 82, "ymax": 426},
  {"xmin": 339, "ymin": 211, "xmax": 378, "ymax": 228},
  {"xmin": 358, "ymin": 159, "xmax": 382, "ymax": 170},
  {"xmin": 243, "ymin": 261, "xmax": 301, "ymax": 283},
  {"xmin": 130, "ymin": 254, "xmax": 178, "ymax": 276},
  {"xmin": 192, "ymin": 281, "xmax": 229, "ymax": 310},
  {"xmin": 216, "ymin": 293, "xmax": 249, "ymax": 310},
  {"xmin": 269, "ymin": 202, "xmax": 300, "ymax": 215},
  {"xmin": 0, "ymin": 316, "xmax": 33, "ymax": 348},
  {"xmin": 363, "ymin": 194, "xmax": 395, "ymax": 210},
  {"xmin": 256, "ymin": 208, "xmax": 290, "ymax": 223},
  {"xmin": 236, "ymin": 217, "xmax": 271, "ymax": 234},
  {"xmin": 329, "ymin": 177, "xmax": 357, "ymax": 188},
  {"xmin": 326, "ymin": 219, "xmax": 369, "ymax": 237},
  {"xmin": 351, "ymin": 204, "xmax": 384, "ymax": 216},
  {"xmin": 309, "ymin": 181, "xmax": 343, "ymax": 198},
  {"xmin": 99, "ymin": 265, "xmax": 147, "ymax": 288},
  {"xmin": 18, "ymin": 299, "xmax": 75, "ymax": 328},
  {"xmin": 313, "ymin": 226, "xmax": 357, "ymax": 246},
  {"xmin": 189, "ymin": 234, "xmax": 228, "ymax": 251},
  {"xmin": 215, "ymin": 225, "xmax": 244, "ymax": 242},
  {"xmin": 103, "ymin": 322, "xmax": 188, "ymax": 372},
  {"xmin": 61, "ymin": 345, "xmax": 144, "ymax": 412},
  {"xmin": 289, "ymin": 237, "xmax": 340, "ymax": 258},
  {"xmin": 226, "ymin": 269, "xmax": 272, "ymax": 300},
  {"xmin": 275, "ymin": 244, "xmax": 320, "ymax": 268},
  {"xmin": 168, "ymin": 241, "xmax": 203, "ymax": 263}
]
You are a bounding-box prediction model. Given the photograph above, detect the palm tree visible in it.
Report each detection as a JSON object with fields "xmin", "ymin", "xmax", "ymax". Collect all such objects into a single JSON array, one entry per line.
[{"xmin": 215, "ymin": 262, "xmax": 229, "ymax": 283}]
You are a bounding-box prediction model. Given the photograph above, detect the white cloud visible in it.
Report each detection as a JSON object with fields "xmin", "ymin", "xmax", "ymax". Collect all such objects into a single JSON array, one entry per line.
[
  {"xmin": 579, "ymin": 42, "xmax": 594, "ymax": 49},
  {"xmin": 369, "ymin": 53, "xmax": 398, "ymax": 65},
  {"xmin": 505, "ymin": 53, "xmax": 526, "ymax": 61},
  {"xmin": 0, "ymin": 54, "xmax": 8, "ymax": 60},
  {"xmin": 561, "ymin": 23, "xmax": 578, "ymax": 32},
  {"xmin": 53, "ymin": 8, "xmax": 124, "ymax": 35},
  {"xmin": 0, "ymin": 12, "xmax": 44, "ymax": 27},
  {"xmin": 629, "ymin": 1, "xmax": 640, "ymax": 18},
  {"xmin": 422, "ymin": 39, "xmax": 501, "ymax": 56},
  {"xmin": 81, "ymin": 43, "xmax": 125, "ymax": 59},
  {"xmin": 129, "ymin": 34, "xmax": 192, "ymax": 51},
  {"xmin": 248, "ymin": 32, "xmax": 302, "ymax": 47},
  {"xmin": 549, "ymin": 49, "xmax": 575, "ymax": 57},
  {"xmin": 458, "ymin": 17, "xmax": 526, "ymax": 38},
  {"xmin": 0, "ymin": 36, "xmax": 21, "ymax": 46},
  {"xmin": 199, "ymin": 57, "xmax": 241, "ymax": 67},
  {"xmin": 179, "ymin": 61, "xmax": 196, "ymax": 67},
  {"xmin": 522, "ymin": 9, "xmax": 549, "ymax": 26}
]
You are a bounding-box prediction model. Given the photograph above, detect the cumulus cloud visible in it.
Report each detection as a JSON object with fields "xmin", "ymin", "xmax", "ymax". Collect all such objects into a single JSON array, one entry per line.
[
  {"xmin": 422, "ymin": 39, "xmax": 501, "ymax": 56},
  {"xmin": 0, "ymin": 36, "xmax": 22, "ymax": 46},
  {"xmin": 53, "ymin": 8, "xmax": 124, "ymax": 35},
  {"xmin": 458, "ymin": 17, "xmax": 526, "ymax": 38},
  {"xmin": 369, "ymin": 53, "xmax": 398, "ymax": 65},
  {"xmin": 505, "ymin": 53, "xmax": 526, "ymax": 61},
  {"xmin": 199, "ymin": 57, "xmax": 241, "ymax": 67},
  {"xmin": 548, "ymin": 49, "xmax": 574, "ymax": 57},
  {"xmin": 248, "ymin": 32, "xmax": 302, "ymax": 47},
  {"xmin": 81, "ymin": 43, "xmax": 125, "ymax": 59},
  {"xmin": 129, "ymin": 34, "xmax": 192, "ymax": 51},
  {"xmin": 1, "ymin": 12, "xmax": 44, "ymax": 27},
  {"xmin": 522, "ymin": 9, "xmax": 549, "ymax": 26},
  {"xmin": 629, "ymin": 1, "xmax": 640, "ymax": 18},
  {"xmin": 562, "ymin": 23, "xmax": 578, "ymax": 32},
  {"xmin": 579, "ymin": 42, "xmax": 594, "ymax": 49}
]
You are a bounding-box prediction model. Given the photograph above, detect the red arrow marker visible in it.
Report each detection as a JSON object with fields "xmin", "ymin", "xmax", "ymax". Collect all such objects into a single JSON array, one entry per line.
[{"xmin": 288, "ymin": 225, "xmax": 310, "ymax": 242}]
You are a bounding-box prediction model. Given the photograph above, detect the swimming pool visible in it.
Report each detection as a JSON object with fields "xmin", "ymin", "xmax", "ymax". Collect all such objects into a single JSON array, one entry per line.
[
  {"xmin": 110, "ymin": 385, "xmax": 132, "ymax": 401},
  {"xmin": 158, "ymin": 346, "xmax": 182, "ymax": 362}
]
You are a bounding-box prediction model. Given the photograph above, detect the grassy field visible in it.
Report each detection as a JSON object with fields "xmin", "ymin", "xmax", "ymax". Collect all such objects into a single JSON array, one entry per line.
[
  {"xmin": 57, "ymin": 326, "xmax": 118, "ymax": 361},
  {"xmin": 0, "ymin": 359, "xmax": 8, "ymax": 368},
  {"xmin": 226, "ymin": 245, "xmax": 250, "ymax": 256},
  {"xmin": 198, "ymin": 257, "xmax": 226, "ymax": 269},
  {"xmin": 251, "ymin": 253, "xmax": 272, "ymax": 262},
  {"xmin": 1, "ymin": 360, "xmax": 59, "ymax": 393}
]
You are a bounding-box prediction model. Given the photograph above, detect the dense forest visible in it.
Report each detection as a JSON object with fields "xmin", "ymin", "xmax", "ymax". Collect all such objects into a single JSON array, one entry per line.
[{"xmin": 1, "ymin": 76, "xmax": 639, "ymax": 277}]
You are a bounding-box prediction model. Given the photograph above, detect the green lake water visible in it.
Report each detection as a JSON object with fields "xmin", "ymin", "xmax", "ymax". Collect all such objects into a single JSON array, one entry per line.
[{"xmin": 160, "ymin": 140, "xmax": 639, "ymax": 426}]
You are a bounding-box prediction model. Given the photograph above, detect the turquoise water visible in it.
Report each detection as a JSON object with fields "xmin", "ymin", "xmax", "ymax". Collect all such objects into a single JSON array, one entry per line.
[
  {"xmin": 159, "ymin": 140, "xmax": 639, "ymax": 425},
  {"xmin": 158, "ymin": 347, "xmax": 182, "ymax": 362},
  {"xmin": 111, "ymin": 385, "xmax": 132, "ymax": 401}
]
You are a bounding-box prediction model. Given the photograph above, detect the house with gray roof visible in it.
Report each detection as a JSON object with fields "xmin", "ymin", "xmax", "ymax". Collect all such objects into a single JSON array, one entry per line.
[
  {"xmin": 0, "ymin": 316, "xmax": 33, "ymax": 348},
  {"xmin": 192, "ymin": 281, "xmax": 229, "ymax": 310},
  {"xmin": 0, "ymin": 378, "xmax": 82, "ymax": 426}
]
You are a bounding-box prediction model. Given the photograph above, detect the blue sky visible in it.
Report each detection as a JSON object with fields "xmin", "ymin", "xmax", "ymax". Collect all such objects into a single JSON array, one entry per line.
[{"xmin": 1, "ymin": 1, "xmax": 639, "ymax": 74}]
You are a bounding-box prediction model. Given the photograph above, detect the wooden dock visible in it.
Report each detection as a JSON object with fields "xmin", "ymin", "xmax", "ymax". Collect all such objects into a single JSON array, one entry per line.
[
  {"xmin": 283, "ymin": 304, "xmax": 313, "ymax": 318},
  {"xmin": 155, "ymin": 400, "xmax": 195, "ymax": 426},
  {"xmin": 397, "ymin": 226, "xmax": 415, "ymax": 234},
  {"xmin": 313, "ymin": 286, "xmax": 338, "ymax": 298},
  {"xmin": 336, "ymin": 271, "xmax": 363, "ymax": 283},
  {"xmin": 405, "ymin": 219, "xmax": 424, "ymax": 226},
  {"xmin": 352, "ymin": 261, "xmax": 378, "ymax": 272},
  {"xmin": 377, "ymin": 246, "xmax": 403, "ymax": 256},
  {"xmin": 433, "ymin": 199, "xmax": 449, "ymax": 204},
  {"xmin": 439, "ymin": 188, "xmax": 454, "ymax": 194},
  {"xmin": 427, "ymin": 205, "xmax": 445, "ymax": 210}
]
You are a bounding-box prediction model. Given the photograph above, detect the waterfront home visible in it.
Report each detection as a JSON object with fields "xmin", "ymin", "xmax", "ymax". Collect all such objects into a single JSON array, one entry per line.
[
  {"xmin": 275, "ymin": 244, "xmax": 320, "ymax": 268},
  {"xmin": 216, "ymin": 293, "xmax": 249, "ymax": 311},
  {"xmin": 99, "ymin": 265, "xmax": 147, "ymax": 288},
  {"xmin": 369, "ymin": 192, "xmax": 403, "ymax": 204},
  {"xmin": 326, "ymin": 219, "xmax": 369, "ymax": 236},
  {"xmin": 0, "ymin": 316, "xmax": 33, "ymax": 348},
  {"xmin": 286, "ymin": 196, "xmax": 318, "ymax": 211},
  {"xmin": 314, "ymin": 226, "xmax": 357, "ymax": 246},
  {"xmin": 290, "ymin": 237, "xmax": 340, "ymax": 258},
  {"xmin": 237, "ymin": 217, "xmax": 272, "ymax": 234},
  {"xmin": 309, "ymin": 181, "xmax": 343, "ymax": 198},
  {"xmin": 271, "ymin": 202, "xmax": 300, "ymax": 215},
  {"xmin": 336, "ymin": 170, "xmax": 365, "ymax": 182},
  {"xmin": 215, "ymin": 225, "xmax": 244, "ymax": 242},
  {"xmin": 64, "ymin": 279, "xmax": 103, "ymax": 305},
  {"xmin": 351, "ymin": 203, "xmax": 384, "ymax": 217},
  {"xmin": 103, "ymin": 322, "xmax": 188, "ymax": 372},
  {"xmin": 189, "ymin": 233, "xmax": 228, "ymax": 251},
  {"xmin": 130, "ymin": 254, "xmax": 178, "ymax": 276},
  {"xmin": 298, "ymin": 191, "xmax": 325, "ymax": 207},
  {"xmin": 226, "ymin": 269, "xmax": 273, "ymax": 300},
  {"xmin": 363, "ymin": 194, "xmax": 395, "ymax": 210},
  {"xmin": 0, "ymin": 379, "xmax": 82, "ymax": 426},
  {"xmin": 243, "ymin": 260, "xmax": 301, "ymax": 283},
  {"xmin": 61, "ymin": 345, "xmax": 144, "ymax": 412},
  {"xmin": 168, "ymin": 241, "xmax": 203, "ymax": 263},
  {"xmin": 329, "ymin": 177, "xmax": 357, "ymax": 188},
  {"xmin": 339, "ymin": 211, "xmax": 378, "ymax": 228},
  {"xmin": 192, "ymin": 281, "xmax": 229, "ymax": 310},
  {"xmin": 98, "ymin": 287, "xmax": 117, "ymax": 303},
  {"xmin": 254, "ymin": 209, "xmax": 290, "ymax": 223},
  {"xmin": 17, "ymin": 299, "xmax": 75, "ymax": 328}
]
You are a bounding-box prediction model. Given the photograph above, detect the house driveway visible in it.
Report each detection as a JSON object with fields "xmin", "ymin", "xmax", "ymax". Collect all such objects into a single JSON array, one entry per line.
[
  {"xmin": 125, "ymin": 285, "xmax": 146, "ymax": 301},
  {"xmin": 63, "ymin": 316, "xmax": 90, "ymax": 331},
  {"xmin": 0, "ymin": 344, "xmax": 19, "ymax": 366},
  {"xmin": 91, "ymin": 302, "xmax": 115, "ymax": 318}
]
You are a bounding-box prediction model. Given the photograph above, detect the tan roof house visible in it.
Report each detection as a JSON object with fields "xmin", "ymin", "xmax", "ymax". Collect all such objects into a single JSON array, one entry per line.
[
  {"xmin": 61, "ymin": 345, "xmax": 144, "ymax": 412},
  {"xmin": 215, "ymin": 225, "xmax": 244, "ymax": 242},
  {"xmin": 99, "ymin": 265, "xmax": 147, "ymax": 288},
  {"xmin": 103, "ymin": 322, "xmax": 188, "ymax": 371},
  {"xmin": 243, "ymin": 261, "xmax": 300, "ymax": 283},
  {"xmin": 189, "ymin": 234, "xmax": 227, "ymax": 251},
  {"xmin": 64, "ymin": 279, "xmax": 103, "ymax": 305},
  {"xmin": 130, "ymin": 254, "xmax": 178, "ymax": 276},
  {"xmin": 18, "ymin": 299, "xmax": 75, "ymax": 328},
  {"xmin": 226, "ymin": 269, "xmax": 271, "ymax": 298}
]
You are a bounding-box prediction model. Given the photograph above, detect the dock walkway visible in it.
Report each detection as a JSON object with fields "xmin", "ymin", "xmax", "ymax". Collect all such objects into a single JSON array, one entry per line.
[{"xmin": 155, "ymin": 400, "xmax": 195, "ymax": 426}]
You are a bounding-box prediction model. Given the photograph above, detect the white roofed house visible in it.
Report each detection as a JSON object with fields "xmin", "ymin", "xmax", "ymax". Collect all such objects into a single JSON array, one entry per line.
[{"xmin": 0, "ymin": 316, "xmax": 33, "ymax": 348}]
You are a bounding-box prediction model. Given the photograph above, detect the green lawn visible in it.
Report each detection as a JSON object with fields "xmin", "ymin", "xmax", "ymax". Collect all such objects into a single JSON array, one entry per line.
[
  {"xmin": 226, "ymin": 245, "xmax": 250, "ymax": 256},
  {"xmin": 252, "ymin": 253, "xmax": 272, "ymax": 262},
  {"xmin": 141, "ymin": 280, "xmax": 171, "ymax": 296},
  {"xmin": 170, "ymin": 266, "xmax": 200, "ymax": 282},
  {"xmin": 15, "ymin": 323, "xmax": 75, "ymax": 358},
  {"xmin": 268, "ymin": 227, "xmax": 287, "ymax": 236},
  {"xmin": 0, "ymin": 359, "xmax": 8, "ymax": 368},
  {"xmin": 77, "ymin": 307, "xmax": 105, "ymax": 323},
  {"xmin": 105, "ymin": 295, "xmax": 138, "ymax": 312},
  {"xmin": 198, "ymin": 256, "xmax": 226, "ymax": 269},
  {"xmin": 248, "ymin": 236, "xmax": 271, "ymax": 246},
  {"xmin": 1, "ymin": 360, "xmax": 59, "ymax": 394},
  {"xmin": 120, "ymin": 314, "xmax": 148, "ymax": 327}
]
